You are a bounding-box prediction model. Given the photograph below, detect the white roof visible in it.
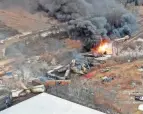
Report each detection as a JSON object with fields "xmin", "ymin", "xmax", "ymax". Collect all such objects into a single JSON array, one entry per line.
[{"xmin": 0, "ymin": 93, "xmax": 105, "ymax": 114}]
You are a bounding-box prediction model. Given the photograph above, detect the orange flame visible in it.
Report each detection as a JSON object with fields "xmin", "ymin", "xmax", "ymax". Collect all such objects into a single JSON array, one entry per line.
[{"xmin": 91, "ymin": 39, "xmax": 112, "ymax": 55}]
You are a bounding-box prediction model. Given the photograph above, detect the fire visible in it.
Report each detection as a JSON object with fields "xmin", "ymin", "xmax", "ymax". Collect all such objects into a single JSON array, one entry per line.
[{"xmin": 91, "ymin": 38, "xmax": 113, "ymax": 55}]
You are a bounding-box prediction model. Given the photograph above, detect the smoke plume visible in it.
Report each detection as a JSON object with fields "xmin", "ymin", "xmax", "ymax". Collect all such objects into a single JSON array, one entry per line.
[
  {"xmin": 0, "ymin": 0, "xmax": 138, "ymax": 50},
  {"xmin": 35, "ymin": 0, "xmax": 137, "ymax": 50}
]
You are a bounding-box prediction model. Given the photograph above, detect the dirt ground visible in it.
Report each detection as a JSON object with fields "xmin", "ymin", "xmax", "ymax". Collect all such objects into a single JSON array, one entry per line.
[
  {"xmin": 0, "ymin": 7, "xmax": 58, "ymax": 32},
  {"xmin": 87, "ymin": 59, "xmax": 143, "ymax": 114}
]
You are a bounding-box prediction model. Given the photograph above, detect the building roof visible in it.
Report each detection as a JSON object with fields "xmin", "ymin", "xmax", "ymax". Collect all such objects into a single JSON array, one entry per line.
[{"xmin": 0, "ymin": 93, "xmax": 105, "ymax": 114}]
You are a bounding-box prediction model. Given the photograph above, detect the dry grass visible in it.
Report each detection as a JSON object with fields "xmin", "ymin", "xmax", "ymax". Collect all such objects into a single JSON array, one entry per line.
[
  {"xmin": 87, "ymin": 59, "xmax": 143, "ymax": 113},
  {"xmin": 0, "ymin": 8, "xmax": 58, "ymax": 32}
]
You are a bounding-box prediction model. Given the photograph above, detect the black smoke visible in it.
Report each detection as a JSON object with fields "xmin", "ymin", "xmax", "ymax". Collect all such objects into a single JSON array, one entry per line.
[
  {"xmin": 0, "ymin": 0, "xmax": 138, "ymax": 50},
  {"xmin": 35, "ymin": 0, "xmax": 138, "ymax": 50}
]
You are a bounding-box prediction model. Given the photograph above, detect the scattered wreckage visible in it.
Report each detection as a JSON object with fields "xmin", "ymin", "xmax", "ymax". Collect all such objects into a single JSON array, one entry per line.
[
  {"xmin": 0, "ymin": 29, "xmax": 139, "ymax": 113},
  {"xmin": 0, "ymin": 34, "xmax": 117, "ymax": 110},
  {"xmin": 0, "ymin": 52, "xmax": 111, "ymax": 111},
  {"xmin": 12, "ymin": 84, "xmax": 46, "ymax": 98}
]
